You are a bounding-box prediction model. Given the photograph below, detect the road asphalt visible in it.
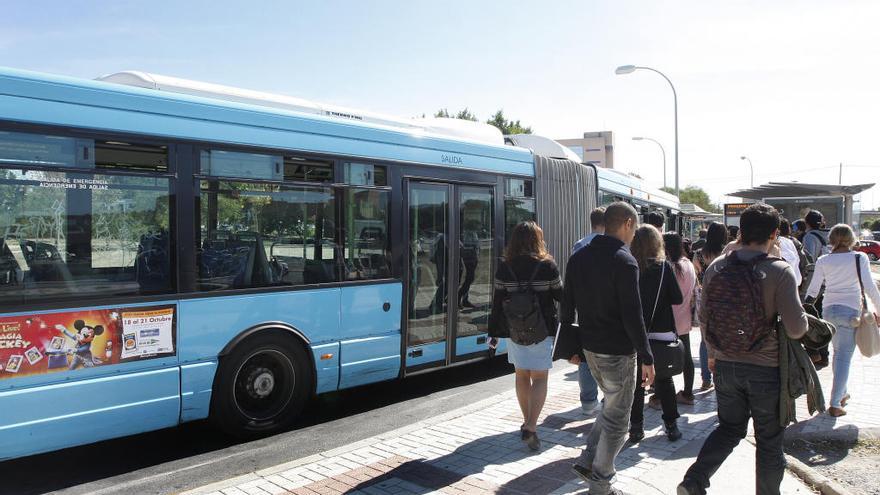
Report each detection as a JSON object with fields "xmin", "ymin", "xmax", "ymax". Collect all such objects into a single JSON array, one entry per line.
[{"xmin": 2, "ymin": 357, "xmax": 517, "ymax": 495}]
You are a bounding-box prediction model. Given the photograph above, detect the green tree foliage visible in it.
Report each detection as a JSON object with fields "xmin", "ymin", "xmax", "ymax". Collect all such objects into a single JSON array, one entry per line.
[
  {"xmin": 433, "ymin": 108, "xmax": 532, "ymax": 134},
  {"xmin": 661, "ymin": 185, "xmax": 721, "ymax": 213},
  {"xmin": 486, "ymin": 110, "xmax": 532, "ymax": 135},
  {"xmin": 434, "ymin": 108, "xmax": 478, "ymax": 121},
  {"xmin": 454, "ymin": 108, "xmax": 478, "ymax": 121}
]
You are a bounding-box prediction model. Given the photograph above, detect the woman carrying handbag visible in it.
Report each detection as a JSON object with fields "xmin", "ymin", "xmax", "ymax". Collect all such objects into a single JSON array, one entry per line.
[
  {"xmin": 805, "ymin": 224, "xmax": 880, "ymax": 417},
  {"xmin": 628, "ymin": 225, "xmax": 684, "ymax": 442}
]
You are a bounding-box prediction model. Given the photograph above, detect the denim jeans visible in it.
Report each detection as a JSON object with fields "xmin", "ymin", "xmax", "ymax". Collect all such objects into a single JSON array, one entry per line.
[
  {"xmin": 699, "ymin": 340, "xmax": 712, "ymax": 383},
  {"xmin": 578, "ymin": 360, "xmax": 599, "ymax": 405},
  {"xmin": 684, "ymin": 361, "xmax": 785, "ymax": 495},
  {"xmin": 577, "ymin": 351, "xmax": 636, "ymax": 495},
  {"xmin": 823, "ymin": 304, "xmax": 860, "ymax": 408}
]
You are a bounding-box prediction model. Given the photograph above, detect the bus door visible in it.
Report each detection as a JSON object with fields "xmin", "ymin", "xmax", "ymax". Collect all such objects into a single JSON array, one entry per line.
[{"xmin": 405, "ymin": 181, "xmax": 495, "ymax": 371}]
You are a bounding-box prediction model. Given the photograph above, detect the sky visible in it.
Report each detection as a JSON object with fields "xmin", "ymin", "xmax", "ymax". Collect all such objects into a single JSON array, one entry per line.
[{"xmin": 2, "ymin": 1, "xmax": 880, "ymax": 208}]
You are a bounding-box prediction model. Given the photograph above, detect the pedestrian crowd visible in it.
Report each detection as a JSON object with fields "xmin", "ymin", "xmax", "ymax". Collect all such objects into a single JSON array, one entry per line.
[{"xmin": 488, "ymin": 202, "xmax": 880, "ymax": 495}]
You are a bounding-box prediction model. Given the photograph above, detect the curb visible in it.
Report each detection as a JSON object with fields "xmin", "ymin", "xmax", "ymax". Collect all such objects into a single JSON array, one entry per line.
[
  {"xmin": 785, "ymin": 454, "xmax": 854, "ymax": 495},
  {"xmin": 785, "ymin": 426, "xmax": 880, "ymax": 445},
  {"xmin": 746, "ymin": 437, "xmax": 854, "ymax": 495},
  {"xmin": 780, "ymin": 427, "xmax": 880, "ymax": 495}
]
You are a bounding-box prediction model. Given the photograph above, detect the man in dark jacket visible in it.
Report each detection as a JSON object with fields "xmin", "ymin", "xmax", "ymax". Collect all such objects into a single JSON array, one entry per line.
[{"xmin": 561, "ymin": 201, "xmax": 655, "ymax": 495}]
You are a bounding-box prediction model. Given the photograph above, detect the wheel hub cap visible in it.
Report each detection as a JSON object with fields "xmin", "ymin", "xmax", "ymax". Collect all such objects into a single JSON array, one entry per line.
[{"xmin": 247, "ymin": 368, "xmax": 275, "ymax": 398}]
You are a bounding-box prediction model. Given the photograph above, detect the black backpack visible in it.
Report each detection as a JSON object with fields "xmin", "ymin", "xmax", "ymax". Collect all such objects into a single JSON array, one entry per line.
[{"xmin": 501, "ymin": 261, "xmax": 549, "ymax": 345}]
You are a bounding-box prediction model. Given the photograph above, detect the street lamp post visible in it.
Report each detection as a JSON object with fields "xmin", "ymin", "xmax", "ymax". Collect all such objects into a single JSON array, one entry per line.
[
  {"xmin": 740, "ymin": 156, "xmax": 754, "ymax": 187},
  {"xmin": 615, "ymin": 65, "xmax": 679, "ymax": 197},
  {"xmin": 632, "ymin": 136, "xmax": 667, "ymax": 189}
]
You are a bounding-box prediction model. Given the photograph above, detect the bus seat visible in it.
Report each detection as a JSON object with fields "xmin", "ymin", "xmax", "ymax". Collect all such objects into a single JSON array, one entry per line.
[{"xmin": 136, "ymin": 230, "xmax": 170, "ymax": 291}]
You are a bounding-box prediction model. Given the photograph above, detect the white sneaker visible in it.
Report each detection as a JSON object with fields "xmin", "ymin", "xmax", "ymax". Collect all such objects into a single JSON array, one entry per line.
[{"xmin": 581, "ymin": 400, "xmax": 601, "ymax": 416}]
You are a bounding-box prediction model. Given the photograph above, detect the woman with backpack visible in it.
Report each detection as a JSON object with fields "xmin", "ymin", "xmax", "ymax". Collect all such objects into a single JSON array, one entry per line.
[
  {"xmin": 692, "ymin": 222, "xmax": 727, "ymax": 391},
  {"xmin": 805, "ymin": 224, "xmax": 880, "ymax": 417},
  {"xmin": 664, "ymin": 232, "xmax": 698, "ymax": 405},
  {"xmin": 629, "ymin": 225, "xmax": 684, "ymax": 443},
  {"xmin": 489, "ymin": 221, "xmax": 562, "ymax": 451}
]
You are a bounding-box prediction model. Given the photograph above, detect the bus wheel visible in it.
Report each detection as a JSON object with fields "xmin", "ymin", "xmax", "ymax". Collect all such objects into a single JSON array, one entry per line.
[{"xmin": 211, "ymin": 332, "xmax": 312, "ymax": 438}]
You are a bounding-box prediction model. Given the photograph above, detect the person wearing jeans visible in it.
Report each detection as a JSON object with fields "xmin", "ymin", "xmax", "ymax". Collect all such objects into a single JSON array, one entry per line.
[
  {"xmin": 577, "ymin": 352, "xmax": 636, "ymax": 494},
  {"xmin": 571, "ymin": 206, "xmax": 605, "ymax": 416},
  {"xmin": 561, "ymin": 202, "xmax": 655, "ymax": 495},
  {"xmin": 805, "ymin": 223, "xmax": 880, "ymax": 416},
  {"xmin": 698, "ymin": 340, "xmax": 712, "ymax": 389},
  {"xmin": 683, "ymin": 361, "xmax": 786, "ymax": 494},
  {"xmin": 679, "ymin": 204, "xmax": 807, "ymax": 495},
  {"xmin": 822, "ymin": 305, "xmax": 859, "ymax": 411},
  {"xmin": 578, "ymin": 361, "xmax": 600, "ymax": 413}
]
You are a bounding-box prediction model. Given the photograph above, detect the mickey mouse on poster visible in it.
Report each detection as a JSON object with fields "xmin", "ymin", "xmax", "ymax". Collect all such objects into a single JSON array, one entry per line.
[{"xmin": 55, "ymin": 320, "xmax": 104, "ymax": 370}]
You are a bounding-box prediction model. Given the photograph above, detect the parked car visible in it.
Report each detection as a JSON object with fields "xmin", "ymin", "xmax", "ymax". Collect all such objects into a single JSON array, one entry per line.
[{"xmin": 857, "ymin": 240, "xmax": 880, "ymax": 261}]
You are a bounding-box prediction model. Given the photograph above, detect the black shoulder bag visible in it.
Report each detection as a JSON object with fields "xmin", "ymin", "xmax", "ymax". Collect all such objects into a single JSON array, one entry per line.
[{"xmin": 648, "ymin": 262, "xmax": 685, "ymax": 379}]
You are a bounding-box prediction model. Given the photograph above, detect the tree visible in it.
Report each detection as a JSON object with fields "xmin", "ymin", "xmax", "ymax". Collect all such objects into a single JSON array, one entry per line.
[
  {"xmin": 431, "ymin": 108, "xmax": 532, "ymax": 134},
  {"xmin": 486, "ymin": 110, "xmax": 532, "ymax": 135},
  {"xmin": 434, "ymin": 108, "xmax": 478, "ymax": 121},
  {"xmin": 454, "ymin": 108, "xmax": 478, "ymax": 121},
  {"xmin": 661, "ymin": 185, "xmax": 721, "ymax": 213}
]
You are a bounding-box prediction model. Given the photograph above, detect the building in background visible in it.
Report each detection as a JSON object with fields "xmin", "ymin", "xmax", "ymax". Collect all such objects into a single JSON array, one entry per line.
[{"xmin": 558, "ymin": 131, "xmax": 614, "ymax": 169}]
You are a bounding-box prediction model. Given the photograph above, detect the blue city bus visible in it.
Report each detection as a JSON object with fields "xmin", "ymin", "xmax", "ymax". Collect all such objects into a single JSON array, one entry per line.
[
  {"xmin": 595, "ymin": 166, "xmax": 681, "ymax": 232},
  {"xmin": 0, "ymin": 67, "xmax": 597, "ymax": 459}
]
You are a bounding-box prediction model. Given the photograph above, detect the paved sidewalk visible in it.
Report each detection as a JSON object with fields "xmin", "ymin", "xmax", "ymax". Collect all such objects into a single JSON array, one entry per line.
[
  {"xmin": 183, "ymin": 337, "xmax": 815, "ymax": 495},
  {"xmin": 787, "ymin": 333, "xmax": 880, "ymax": 439}
]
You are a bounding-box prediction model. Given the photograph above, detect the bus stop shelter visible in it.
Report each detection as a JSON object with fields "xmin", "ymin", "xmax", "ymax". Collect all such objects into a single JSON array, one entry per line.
[{"xmin": 728, "ymin": 182, "xmax": 874, "ymax": 226}]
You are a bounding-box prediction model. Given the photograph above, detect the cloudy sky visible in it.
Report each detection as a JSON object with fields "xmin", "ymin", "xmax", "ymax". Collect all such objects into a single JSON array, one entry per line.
[{"xmin": 3, "ymin": 1, "xmax": 879, "ymax": 207}]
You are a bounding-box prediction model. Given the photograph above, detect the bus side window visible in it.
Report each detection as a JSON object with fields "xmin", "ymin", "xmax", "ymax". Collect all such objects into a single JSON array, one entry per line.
[
  {"xmin": 343, "ymin": 188, "xmax": 391, "ymax": 281},
  {"xmin": 0, "ymin": 169, "xmax": 172, "ymax": 305},
  {"xmin": 197, "ymin": 180, "xmax": 339, "ymax": 291}
]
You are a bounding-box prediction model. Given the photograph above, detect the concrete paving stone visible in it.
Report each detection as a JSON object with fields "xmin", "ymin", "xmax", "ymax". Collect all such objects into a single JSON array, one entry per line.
[
  {"xmin": 278, "ymin": 469, "xmax": 312, "ymax": 485},
  {"xmin": 254, "ymin": 481, "xmax": 288, "ymax": 495},
  {"xmin": 296, "ymin": 469, "xmax": 327, "ymax": 482},
  {"xmin": 287, "ymin": 488, "xmax": 320, "ymax": 495},
  {"xmin": 220, "ymin": 489, "xmax": 250, "ymax": 495},
  {"xmin": 238, "ymin": 486, "xmax": 272, "ymax": 495},
  {"xmin": 187, "ymin": 334, "xmax": 828, "ymax": 495}
]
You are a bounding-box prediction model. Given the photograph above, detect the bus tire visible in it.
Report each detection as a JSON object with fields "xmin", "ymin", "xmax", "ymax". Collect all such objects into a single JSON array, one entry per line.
[{"xmin": 210, "ymin": 331, "xmax": 312, "ymax": 439}]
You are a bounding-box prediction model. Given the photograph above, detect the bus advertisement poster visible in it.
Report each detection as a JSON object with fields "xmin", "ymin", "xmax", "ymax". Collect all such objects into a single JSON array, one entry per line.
[{"xmin": 0, "ymin": 304, "xmax": 176, "ymax": 379}]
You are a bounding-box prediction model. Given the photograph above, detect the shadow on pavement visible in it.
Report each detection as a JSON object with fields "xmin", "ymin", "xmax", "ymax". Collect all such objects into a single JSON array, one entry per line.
[{"xmin": 348, "ymin": 430, "xmax": 577, "ymax": 495}]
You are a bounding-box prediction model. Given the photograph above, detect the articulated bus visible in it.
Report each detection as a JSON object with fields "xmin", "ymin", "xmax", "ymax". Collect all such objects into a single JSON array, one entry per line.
[
  {"xmin": 595, "ymin": 167, "xmax": 681, "ymax": 232},
  {"xmin": 0, "ymin": 68, "xmax": 596, "ymax": 459}
]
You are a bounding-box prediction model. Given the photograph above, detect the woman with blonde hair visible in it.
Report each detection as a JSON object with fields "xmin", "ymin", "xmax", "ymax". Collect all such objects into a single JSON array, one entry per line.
[
  {"xmin": 489, "ymin": 221, "xmax": 562, "ymax": 450},
  {"xmin": 806, "ymin": 224, "xmax": 880, "ymax": 416},
  {"xmin": 629, "ymin": 225, "xmax": 684, "ymax": 442}
]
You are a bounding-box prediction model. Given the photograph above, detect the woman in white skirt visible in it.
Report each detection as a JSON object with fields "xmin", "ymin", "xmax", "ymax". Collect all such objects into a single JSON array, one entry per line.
[{"xmin": 489, "ymin": 221, "xmax": 562, "ymax": 451}]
